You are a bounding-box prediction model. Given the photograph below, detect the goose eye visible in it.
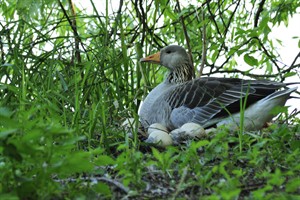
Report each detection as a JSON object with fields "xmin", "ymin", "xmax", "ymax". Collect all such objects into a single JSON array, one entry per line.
[{"xmin": 166, "ymin": 50, "xmax": 171, "ymax": 54}]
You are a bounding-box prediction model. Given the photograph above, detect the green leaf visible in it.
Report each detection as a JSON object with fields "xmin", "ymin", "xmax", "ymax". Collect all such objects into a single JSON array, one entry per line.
[
  {"xmin": 57, "ymin": 151, "xmax": 94, "ymax": 175},
  {"xmin": 267, "ymin": 169, "xmax": 285, "ymax": 187},
  {"xmin": 286, "ymin": 178, "xmax": 300, "ymax": 192},
  {"xmin": 151, "ymin": 147, "xmax": 163, "ymax": 164},
  {"xmin": 56, "ymin": 70, "xmax": 68, "ymax": 92},
  {"xmin": 252, "ymin": 184, "xmax": 273, "ymax": 199},
  {"xmin": 93, "ymin": 182, "xmax": 111, "ymax": 196},
  {"xmin": 283, "ymin": 72, "xmax": 297, "ymax": 78},
  {"xmin": 244, "ymin": 54, "xmax": 258, "ymax": 66},
  {"xmin": 192, "ymin": 140, "xmax": 210, "ymax": 149},
  {"xmin": 290, "ymin": 140, "xmax": 300, "ymax": 150},
  {"xmin": 94, "ymin": 155, "xmax": 115, "ymax": 166},
  {"xmin": 270, "ymin": 105, "xmax": 288, "ymax": 115},
  {"xmin": 260, "ymin": 14, "xmax": 269, "ymax": 28},
  {"xmin": 211, "ymin": 50, "xmax": 219, "ymax": 62},
  {"xmin": 0, "ymin": 129, "xmax": 18, "ymax": 139},
  {"xmin": 165, "ymin": 7, "xmax": 176, "ymax": 20}
]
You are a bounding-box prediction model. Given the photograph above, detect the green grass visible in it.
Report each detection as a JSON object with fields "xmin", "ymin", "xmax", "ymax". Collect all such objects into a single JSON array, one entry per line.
[
  {"xmin": 1, "ymin": 0, "xmax": 300, "ymax": 199},
  {"xmin": 1, "ymin": 107, "xmax": 300, "ymax": 199}
]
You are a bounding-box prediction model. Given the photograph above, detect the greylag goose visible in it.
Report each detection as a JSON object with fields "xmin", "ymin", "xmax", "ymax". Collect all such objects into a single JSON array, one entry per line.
[{"xmin": 139, "ymin": 45, "xmax": 297, "ymax": 131}]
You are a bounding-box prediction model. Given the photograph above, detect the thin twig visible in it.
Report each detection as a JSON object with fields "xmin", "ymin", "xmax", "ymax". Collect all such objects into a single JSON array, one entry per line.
[
  {"xmin": 108, "ymin": 0, "xmax": 124, "ymax": 40},
  {"xmin": 205, "ymin": 63, "xmax": 300, "ymax": 79},
  {"xmin": 209, "ymin": 0, "xmax": 241, "ymax": 74},
  {"xmin": 57, "ymin": 0, "xmax": 89, "ymax": 61},
  {"xmin": 289, "ymin": 51, "xmax": 300, "ymax": 68},
  {"xmin": 69, "ymin": 0, "xmax": 81, "ymax": 63},
  {"xmin": 206, "ymin": 2, "xmax": 221, "ymax": 36},
  {"xmin": 254, "ymin": 0, "xmax": 266, "ymax": 27},
  {"xmin": 255, "ymin": 37, "xmax": 283, "ymax": 80},
  {"xmin": 199, "ymin": 9, "xmax": 207, "ymax": 77},
  {"xmin": 176, "ymin": 0, "xmax": 194, "ymax": 69},
  {"xmin": 282, "ymin": 63, "xmax": 300, "ymax": 74}
]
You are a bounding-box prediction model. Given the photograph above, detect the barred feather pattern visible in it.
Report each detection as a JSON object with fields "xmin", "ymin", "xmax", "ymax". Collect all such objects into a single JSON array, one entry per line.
[{"xmin": 167, "ymin": 63, "xmax": 194, "ymax": 84}]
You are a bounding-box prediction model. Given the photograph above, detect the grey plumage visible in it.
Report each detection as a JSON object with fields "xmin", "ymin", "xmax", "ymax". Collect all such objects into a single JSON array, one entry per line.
[{"xmin": 139, "ymin": 45, "xmax": 297, "ymax": 131}]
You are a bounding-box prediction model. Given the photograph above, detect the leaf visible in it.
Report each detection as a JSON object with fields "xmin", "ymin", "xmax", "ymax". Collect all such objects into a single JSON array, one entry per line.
[
  {"xmin": 56, "ymin": 70, "xmax": 68, "ymax": 92},
  {"xmin": 0, "ymin": 129, "xmax": 18, "ymax": 139},
  {"xmin": 283, "ymin": 72, "xmax": 296, "ymax": 78},
  {"xmin": 252, "ymin": 185, "xmax": 273, "ymax": 199},
  {"xmin": 57, "ymin": 151, "xmax": 94, "ymax": 175},
  {"xmin": 275, "ymin": 38, "xmax": 283, "ymax": 46},
  {"xmin": 290, "ymin": 140, "xmax": 300, "ymax": 150},
  {"xmin": 93, "ymin": 182, "xmax": 111, "ymax": 196},
  {"xmin": 268, "ymin": 168, "xmax": 285, "ymax": 186},
  {"xmin": 244, "ymin": 54, "xmax": 258, "ymax": 66},
  {"xmin": 192, "ymin": 140, "xmax": 210, "ymax": 149},
  {"xmin": 269, "ymin": 105, "xmax": 288, "ymax": 115},
  {"xmin": 211, "ymin": 50, "xmax": 219, "ymax": 62},
  {"xmin": 286, "ymin": 178, "xmax": 300, "ymax": 192},
  {"xmin": 163, "ymin": 5, "xmax": 176, "ymax": 20},
  {"xmin": 94, "ymin": 155, "xmax": 115, "ymax": 166},
  {"xmin": 236, "ymin": 48, "xmax": 248, "ymax": 56},
  {"xmin": 259, "ymin": 14, "xmax": 269, "ymax": 28},
  {"xmin": 151, "ymin": 147, "xmax": 163, "ymax": 164}
]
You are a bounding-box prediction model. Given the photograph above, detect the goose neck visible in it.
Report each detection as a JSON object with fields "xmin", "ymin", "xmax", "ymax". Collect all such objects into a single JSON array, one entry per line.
[{"xmin": 166, "ymin": 64, "xmax": 195, "ymax": 83}]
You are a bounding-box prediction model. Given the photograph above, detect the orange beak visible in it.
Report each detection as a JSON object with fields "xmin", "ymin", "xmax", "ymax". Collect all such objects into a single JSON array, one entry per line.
[{"xmin": 140, "ymin": 52, "xmax": 160, "ymax": 64}]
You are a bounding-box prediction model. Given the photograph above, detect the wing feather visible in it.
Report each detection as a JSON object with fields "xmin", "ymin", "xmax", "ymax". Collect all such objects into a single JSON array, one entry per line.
[{"xmin": 167, "ymin": 77, "xmax": 285, "ymax": 128}]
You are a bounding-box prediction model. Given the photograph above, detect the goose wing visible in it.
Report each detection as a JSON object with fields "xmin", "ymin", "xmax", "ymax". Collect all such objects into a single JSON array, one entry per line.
[{"xmin": 166, "ymin": 77, "xmax": 285, "ymax": 128}]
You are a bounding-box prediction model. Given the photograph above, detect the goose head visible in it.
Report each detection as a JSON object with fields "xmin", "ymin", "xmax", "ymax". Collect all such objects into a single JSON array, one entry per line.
[{"xmin": 140, "ymin": 45, "xmax": 194, "ymax": 82}]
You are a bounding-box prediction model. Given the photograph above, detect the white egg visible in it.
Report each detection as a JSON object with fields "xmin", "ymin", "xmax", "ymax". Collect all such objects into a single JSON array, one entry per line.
[
  {"xmin": 170, "ymin": 123, "xmax": 206, "ymax": 144},
  {"xmin": 180, "ymin": 123, "xmax": 206, "ymax": 138},
  {"xmin": 145, "ymin": 130, "xmax": 173, "ymax": 147}
]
